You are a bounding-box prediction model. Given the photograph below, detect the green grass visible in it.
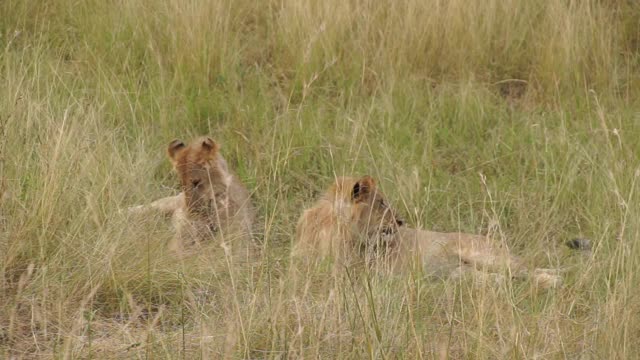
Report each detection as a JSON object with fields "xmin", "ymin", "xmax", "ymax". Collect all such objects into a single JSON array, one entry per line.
[{"xmin": 1, "ymin": 0, "xmax": 640, "ymax": 358}]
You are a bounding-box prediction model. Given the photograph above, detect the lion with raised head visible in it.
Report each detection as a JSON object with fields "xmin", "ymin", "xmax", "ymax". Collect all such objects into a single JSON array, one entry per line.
[
  {"xmin": 294, "ymin": 176, "xmax": 404, "ymax": 260},
  {"xmin": 294, "ymin": 175, "xmax": 566, "ymax": 289},
  {"xmin": 129, "ymin": 136, "xmax": 255, "ymax": 252}
]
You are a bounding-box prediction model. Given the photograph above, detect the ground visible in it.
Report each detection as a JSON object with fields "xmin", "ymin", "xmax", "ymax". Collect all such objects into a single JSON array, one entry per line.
[{"xmin": 1, "ymin": 0, "xmax": 640, "ymax": 358}]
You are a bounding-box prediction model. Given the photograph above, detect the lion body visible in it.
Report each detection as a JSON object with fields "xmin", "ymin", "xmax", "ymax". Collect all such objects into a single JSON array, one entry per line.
[
  {"xmin": 295, "ymin": 176, "xmax": 562, "ymax": 289},
  {"xmin": 129, "ymin": 137, "xmax": 255, "ymax": 252},
  {"xmin": 295, "ymin": 195, "xmax": 354, "ymax": 259}
]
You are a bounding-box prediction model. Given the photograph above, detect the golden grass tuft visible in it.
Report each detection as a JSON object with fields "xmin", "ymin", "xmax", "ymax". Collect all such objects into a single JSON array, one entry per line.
[{"xmin": 2, "ymin": 0, "xmax": 640, "ymax": 357}]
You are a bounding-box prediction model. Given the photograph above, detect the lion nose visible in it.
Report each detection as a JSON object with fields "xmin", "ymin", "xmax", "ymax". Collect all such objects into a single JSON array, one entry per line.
[{"xmin": 396, "ymin": 219, "xmax": 404, "ymax": 226}]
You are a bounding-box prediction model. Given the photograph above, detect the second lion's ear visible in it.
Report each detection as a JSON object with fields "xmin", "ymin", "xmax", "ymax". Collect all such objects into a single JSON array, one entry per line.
[
  {"xmin": 199, "ymin": 137, "xmax": 220, "ymax": 162},
  {"xmin": 167, "ymin": 139, "xmax": 186, "ymax": 163},
  {"xmin": 201, "ymin": 137, "xmax": 219, "ymax": 153},
  {"xmin": 352, "ymin": 175, "xmax": 376, "ymax": 202}
]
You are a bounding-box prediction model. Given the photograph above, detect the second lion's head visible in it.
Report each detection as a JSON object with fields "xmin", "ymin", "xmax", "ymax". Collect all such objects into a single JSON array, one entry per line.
[
  {"xmin": 167, "ymin": 137, "xmax": 231, "ymax": 211},
  {"xmin": 329, "ymin": 176, "xmax": 405, "ymax": 248}
]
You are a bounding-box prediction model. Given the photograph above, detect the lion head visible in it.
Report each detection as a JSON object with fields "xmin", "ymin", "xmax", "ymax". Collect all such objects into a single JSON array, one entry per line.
[
  {"xmin": 167, "ymin": 137, "xmax": 231, "ymax": 214},
  {"xmin": 329, "ymin": 176, "xmax": 405, "ymax": 250}
]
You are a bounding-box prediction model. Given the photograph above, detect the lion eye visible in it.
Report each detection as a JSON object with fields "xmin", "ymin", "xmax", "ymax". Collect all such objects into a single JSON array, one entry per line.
[{"xmin": 191, "ymin": 179, "xmax": 202, "ymax": 188}]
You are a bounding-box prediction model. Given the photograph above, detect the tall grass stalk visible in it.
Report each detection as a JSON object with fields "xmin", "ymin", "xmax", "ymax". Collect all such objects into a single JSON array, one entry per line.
[{"xmin": 1, "ymin": 0, "xmax": 639, "ymax": 357}]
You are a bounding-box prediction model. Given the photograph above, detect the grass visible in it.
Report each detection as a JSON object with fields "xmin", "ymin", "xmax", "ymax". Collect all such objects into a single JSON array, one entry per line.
[{"xmin": 1, "ymin": 0, "xmax": 640, "ymax": 358}]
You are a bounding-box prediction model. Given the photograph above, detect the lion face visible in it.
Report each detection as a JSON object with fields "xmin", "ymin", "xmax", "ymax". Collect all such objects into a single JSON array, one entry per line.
[
  {"xmin": 342, "ymin": 176, "xmax": 405, "ymax": 248},
  {"xmin": 167, "ymin": 137, "xmax": 230, "ymax": 213}
]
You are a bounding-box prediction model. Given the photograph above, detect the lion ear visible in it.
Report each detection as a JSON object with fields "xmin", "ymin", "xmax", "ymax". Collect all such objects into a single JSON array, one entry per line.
[
  {"xmin": 352, "ymin": 175, "xmax": 376, "ymax": 202},
  {"xmin": 200, "ymin": 137, "xmax": 219, "ymax": 154},
  {"xmin": 167, "ymin": 139, "xmax": 186, "ymax": 162}
]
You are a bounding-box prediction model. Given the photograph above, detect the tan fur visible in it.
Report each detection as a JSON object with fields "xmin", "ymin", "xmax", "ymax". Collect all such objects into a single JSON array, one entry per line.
[
  {"xmin": 391, "ymin": 228, "xmax": 561, "ymax": 289},
  {"xmin": 294, "ymin": 176, "xmax": 403, "ymax": 260},
  {"xmin": 295, "ymin": 176, "xmax": 562, "ymax": 289},
  {"xmin": 129, "ymin": 136, "xmax": 255, "ymax": 252}
]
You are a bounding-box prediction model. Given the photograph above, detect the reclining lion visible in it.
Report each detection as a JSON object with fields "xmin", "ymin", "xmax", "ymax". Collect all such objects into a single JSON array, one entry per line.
[
  {"xmin": 129, "ymin": 137, "xmax": 255, "ymax": 253},
  {"xmin": 294, "ymin": 175, "xmax": 580, "ymax": 289}
]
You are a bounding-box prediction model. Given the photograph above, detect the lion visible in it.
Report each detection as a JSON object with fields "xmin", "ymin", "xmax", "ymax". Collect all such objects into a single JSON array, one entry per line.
[
  {"xmin": 294, "ymin": 175, "xmax": 403, "ymax": 261},
  {"xmin": 129, "ymin": 136, "xmax": 255, "ymax": 252},
  {"xmin": 294, "ymin": 175, "xmax": 579, "ymax": 289}
]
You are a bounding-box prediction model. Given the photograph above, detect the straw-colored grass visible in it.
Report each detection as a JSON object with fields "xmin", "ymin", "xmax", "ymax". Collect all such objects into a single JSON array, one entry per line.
[{"xmin": 2, "ymin": 0, "xmax": 639, "ymax": 358}]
